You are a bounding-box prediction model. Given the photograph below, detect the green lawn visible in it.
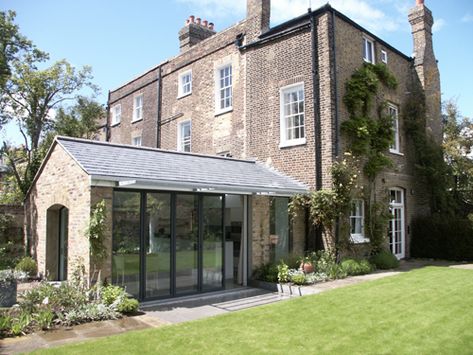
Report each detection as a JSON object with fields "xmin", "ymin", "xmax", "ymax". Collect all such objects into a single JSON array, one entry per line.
[{"xmin": 35, "ymin": 267, "xmax": 473, "ymax": 354}]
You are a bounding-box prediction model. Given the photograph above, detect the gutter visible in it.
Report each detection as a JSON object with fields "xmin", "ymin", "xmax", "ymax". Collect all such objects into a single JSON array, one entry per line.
[{"xmin": 89, "ymin": 175, "xmax": 308, "ymax": 197}]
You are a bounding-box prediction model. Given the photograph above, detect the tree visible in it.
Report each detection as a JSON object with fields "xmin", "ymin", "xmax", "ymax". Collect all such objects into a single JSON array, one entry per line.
[
  {"xmin": 443, "ymin": 100, "xmax": 473, "ymax": 213},
  {"xmin": 0, "ymin": 24, "xmax": 100, "ymax": 201},
  {"xmin": 0, "ymin": 10, "xmax": 47, "ymax": 128}
]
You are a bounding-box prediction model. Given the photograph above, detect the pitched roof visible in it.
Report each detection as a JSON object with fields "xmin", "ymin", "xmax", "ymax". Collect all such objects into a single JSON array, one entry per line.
[{"xmin": 56, "ymin": 136, "xmax": 308, "ymax": 195}]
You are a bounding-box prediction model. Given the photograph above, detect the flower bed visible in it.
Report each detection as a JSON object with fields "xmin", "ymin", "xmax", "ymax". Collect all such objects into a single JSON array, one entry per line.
[{"xmin": 0, "ymin": 273, "xmax": 139, "ymax": 338}]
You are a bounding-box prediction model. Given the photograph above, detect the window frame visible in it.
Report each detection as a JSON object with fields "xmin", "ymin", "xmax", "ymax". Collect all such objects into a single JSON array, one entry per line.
[
  {"xmin": 111, "ymin": 104, "xmax": 121, "ymax": 126},
  {"xmin": 363, "ymin": 36, "xmax": 375, "ymax": 64},
  {"xmin": 177, "ymin": 120, "xmax": 192, "ymax": 152},
  {"xmin": 132, "ymin": 136, "xmax": 142, "ymax": 146},
  {"xmin": 279, "ymin": 82, "xmax": 306, "ymax": 148},
  {"xmin": 381, "ymin": 49, "xmax": 388, "ymax": 64},
  {"xmin": 178, "ymin": 69, "xmax": 192, "ymax": 98},
  {"xmin": 132, "ymin": 94, "xmax": 143, "ymax": 123},
  {"xmin": 214, "ymin": 63, "xmax": 233, "ymax": 115},
  {"xmin": 350, "ymin": 199, "xmax": 368, "ymax": 244},
  {"xmin": 388, "ymin": 103, "xmax": 401, "ymax": 154}
]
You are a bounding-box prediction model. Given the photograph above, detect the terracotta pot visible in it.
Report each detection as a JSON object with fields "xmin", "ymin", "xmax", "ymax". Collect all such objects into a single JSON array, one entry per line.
[{"xmin": 300, "ymin": 262, "xmax": 314, "ymax": 274}]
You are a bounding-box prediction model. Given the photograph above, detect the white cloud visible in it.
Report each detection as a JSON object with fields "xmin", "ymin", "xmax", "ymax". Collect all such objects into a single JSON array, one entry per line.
[
  {"xmin": 461, "ymin": 13, "xmax": 473, "ymax": 23},
  {"xmin": 432, "ymin": 18, "xmax": 446, "ymax": 33},
  {"xmin": 176, "ymin": 0, "xmax": 409, "ymax": 34}
]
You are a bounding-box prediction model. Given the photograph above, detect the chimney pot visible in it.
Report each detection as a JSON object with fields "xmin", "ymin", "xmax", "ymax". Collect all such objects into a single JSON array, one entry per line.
[
  {"xmin": 185, "ymin": 19, "xmax": 190, "ymax": 26},
  {"xmin": 416, "ymin": 0, "xmax": 424, "ymax": 5},
  {"xmin": 209, "ymin": 22, "xmax": 214, "ymax": 30},
  {"xmin": 196, "ymin": 17, "xmax": 201, "ymax": 25},
  {"xmin": 189, "ymin": 15, "xmax": 195, "ymax": 23},
  {"xmin": 203, "ymin": 20, "xmax": 208, "ymax": 27}
]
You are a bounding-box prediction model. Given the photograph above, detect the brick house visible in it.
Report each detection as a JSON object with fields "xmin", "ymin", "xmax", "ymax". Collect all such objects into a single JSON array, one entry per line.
[{"xmin": 25, "ymin": 0, "xmax": 441, "ymax": 300}]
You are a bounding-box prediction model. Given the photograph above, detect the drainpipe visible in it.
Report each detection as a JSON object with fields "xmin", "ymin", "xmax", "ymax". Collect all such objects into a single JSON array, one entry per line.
[
  {"xmin": 106, "ymin": 90, "xmax": 111, "ymax": 142},
  {"xmin": 310, "ymin": 9, "xmax": 324, "ymax": 251},
  {"xmin": 310, "ymin": 9, "xmax": 322, "ymax": 191},
  {"xmin": 330, "ymin": 9, "xmax": 341, "ymax": 251},
  {"xmin": 156, "ymin": 66, "xmax": 163, "ymax": 148}
]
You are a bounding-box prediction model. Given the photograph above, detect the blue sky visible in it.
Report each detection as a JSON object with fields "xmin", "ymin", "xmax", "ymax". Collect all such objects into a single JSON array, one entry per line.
[{"xmin": 1, "ymin": 0, "xmax": 472, "ymax": 145}]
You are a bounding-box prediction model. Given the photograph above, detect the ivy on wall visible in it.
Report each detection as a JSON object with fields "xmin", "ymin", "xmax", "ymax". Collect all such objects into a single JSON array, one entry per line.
[{"xmin": 86, "ymin": 199, "xmax": 107, "ymax": 263}]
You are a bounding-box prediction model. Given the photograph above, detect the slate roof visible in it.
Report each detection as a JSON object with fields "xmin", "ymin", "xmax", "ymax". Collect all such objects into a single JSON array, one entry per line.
[{"xmin": 55, "ymin": 136, "xmax": 308, "ymax": 195}]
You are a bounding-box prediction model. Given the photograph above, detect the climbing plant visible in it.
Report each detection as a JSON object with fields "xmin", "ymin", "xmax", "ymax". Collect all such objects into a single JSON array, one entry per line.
[
  {"xmin": 341, "ymin": 63, "xmax": 398, "ymax": 252},
  {"xmin": 85, "ymin": 199, "xmax": 107, "ymax": 263},
  {"xmin": 289, "ymin": 156, "xmax": 360, "ymax": 247},
  {"xmin": 403, "ymin": 79, "xmax": 454, "ymax": 214}
]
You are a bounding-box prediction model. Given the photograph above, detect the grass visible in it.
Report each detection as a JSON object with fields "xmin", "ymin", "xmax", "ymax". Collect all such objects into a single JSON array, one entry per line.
[{"xmin": 35, "ymin": 267, "xmax": 473, "ymax": 354}]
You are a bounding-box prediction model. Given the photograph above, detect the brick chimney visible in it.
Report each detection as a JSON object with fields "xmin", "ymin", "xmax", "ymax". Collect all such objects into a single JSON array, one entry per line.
[
  {"xmin": 408, "ymin": 0, "xmax": 442, "ymax": 143},
  {"xmin": 179, "ymin": 16, "xmax": 216, "ymax": 52},
  {"xmin": 247, "ymin": 0, "xmax": 270, "ymax": 38}
]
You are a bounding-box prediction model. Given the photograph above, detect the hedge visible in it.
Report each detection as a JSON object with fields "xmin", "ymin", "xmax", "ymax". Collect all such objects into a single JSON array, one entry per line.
[{"xmin": 411, "ymin": 215, "xmax": 473, "ymax": 261}]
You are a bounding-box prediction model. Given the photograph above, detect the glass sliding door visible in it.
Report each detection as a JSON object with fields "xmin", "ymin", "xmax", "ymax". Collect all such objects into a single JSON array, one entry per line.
[
  {"xmin": 144, "ymin": 193, "xmax": 172, "ymax": 298},
  {"xmin": 112, "ymin": 191, "xmax": 141, "ymax": 298},
  {"xmin": 202, "ymin": 195, "xmax": 224, "ymax": 290},
  {"xmin": 175, "ymin": 194, "xmax": 199, "ymax": 295}
]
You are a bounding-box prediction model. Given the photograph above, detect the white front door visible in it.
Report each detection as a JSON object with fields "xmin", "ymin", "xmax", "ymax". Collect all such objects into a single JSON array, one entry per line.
[{"xmin": 389, "ymin": 188, "xmax": 405, "ymax": 259}]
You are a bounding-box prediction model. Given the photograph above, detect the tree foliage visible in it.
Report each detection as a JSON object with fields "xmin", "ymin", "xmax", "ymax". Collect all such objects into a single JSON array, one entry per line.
[
  {"xmin": 443, "ymin": 100, "xmax": 473, "ymax": 214},
  {"xmin": 0, "ymin": 13, "xmax": 102, "ymax": 202}
]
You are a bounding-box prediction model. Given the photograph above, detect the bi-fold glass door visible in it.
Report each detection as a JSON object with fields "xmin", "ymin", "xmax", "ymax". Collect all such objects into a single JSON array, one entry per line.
[{"xmin": 112, "ymin": 190, "xmax": 224, "ymax": 300}]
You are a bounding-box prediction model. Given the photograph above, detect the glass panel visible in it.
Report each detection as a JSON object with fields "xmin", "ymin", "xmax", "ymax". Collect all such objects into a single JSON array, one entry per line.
[
  {"xmin": 144, "ymin": 193, "xmax": 171, "ymax": 298},
  {"xmin": 202, "ymin": 195, "xmax": 224, "ymax": 290},
  {"xmin": 270, "ymin": 197, "xmax": 290, "ymax": 262},
  {"xmin": 175, "ymin": 194, "xmax": 198, "ymax": 295},
  {"xmin": 112, "ymin": 191, "xmax": 141, "ymax": 298},
  {"xmin": 59, "ymin": 208, "xmax": 68, "ymax": 281},
  {"xmin": 224, "ymin": 195, "xmax": 244, "ymax": 286}
]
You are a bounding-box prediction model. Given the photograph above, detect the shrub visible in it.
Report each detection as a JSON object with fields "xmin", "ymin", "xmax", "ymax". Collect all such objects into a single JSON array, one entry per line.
[
  {"xmin": 64, "ymin": 303, "xmax": 120, "ymax": 326},
  {"xmin": 34, "ymin": 307, "xmax": 54, "ymax": 330},
  {"xmin": 101, "ymin": 285, "xmax": 125, "ymax": 306},
  {"xmin": 290, "ymin": 272, "xmax": 306, "ymax": 285},
  {"xmin": 15, "ymin": 257, "xmax": 37, "ymax": 278},
  {"xmin": 277, "ymin": 262, "xmax": 289, "ymax": 283},
  {"xmin": 117, "ymin": 298, "xmax": 139, "ymax": 314},
  {"xmin": 411, "ymin": 215, "xmax": 473, "ymax": 261},
  {"xmin": 370, "ymin": 250, "xmax": 399, "ymax": 270},
  {"xmin": 253, "ymin": 263, "xmax": 279, "ymax": 283},
  {"xmin": 341, "ymin": 259, "xmax": 373, "ymax": 276}
]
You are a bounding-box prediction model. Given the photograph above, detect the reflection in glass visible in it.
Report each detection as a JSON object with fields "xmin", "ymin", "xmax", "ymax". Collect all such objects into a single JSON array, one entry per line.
[
  {"xmin": 270, "ymin": 197, "xmax": 290, "ymax": 262},
  {"xmin": 202, "ymin": 195, "xmax": 223, "ymax": 290},
  {"xmin": 145, "ymin": 193, "xmax": 171, "ymax": 298},
  {"xmin": 112, "ymin": 191, "xmax": 141, "ymax": 298},
  {"xmin": 175, "ymin": 194, "xmax": 198, "ymax": 295}
]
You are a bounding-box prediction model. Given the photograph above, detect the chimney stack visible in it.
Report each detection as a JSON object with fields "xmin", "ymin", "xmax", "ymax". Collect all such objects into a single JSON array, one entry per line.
[
  {"xmin": 408, "ymin": 0, "xmax": 442, "ymax": 143},
  {"xmin": 178, "ymin": 15, "xmax": 216, "ymax": 52},
  {"xmin": 246, "ymin": 0, "xmax": 270, "ymax": 39}
]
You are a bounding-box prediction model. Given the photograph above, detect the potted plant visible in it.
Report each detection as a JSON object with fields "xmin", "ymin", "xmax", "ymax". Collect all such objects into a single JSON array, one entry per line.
[
  {"xmin": 0, "ymin": 269, "xmax": 27, "ymax": 307},
  {"xmin": 299, "ymin": 255, "xmax": 315, "ymax": 274}
]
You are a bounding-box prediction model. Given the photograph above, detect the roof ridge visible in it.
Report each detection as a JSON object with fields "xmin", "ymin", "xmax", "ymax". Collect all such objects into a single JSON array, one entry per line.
[{"xmin": 56, "ymin": 136, "xmax": 256, "ymax": 164}]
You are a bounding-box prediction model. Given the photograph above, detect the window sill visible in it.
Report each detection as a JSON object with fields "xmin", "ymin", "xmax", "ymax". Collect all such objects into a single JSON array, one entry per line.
[
  {"xmin": 389, "ymin": 150, "xmax": 404, "ymax": 156},
  {"xmin": 363, "ymin": 58, "xmax": 375, "ymax": 64},
  {"xmin": 279, "ymin": 138, "xmax": 306, "ymax": 149},
  {"xmin": 177, "ymin": 92, "xmax": 192, "ymax": 99},
  {"xmin": 131, "ymin": 118, "xmax": 143, "ymax": 124},
  {"xmin": 214, "ymin": 107, "xmax": 233, "ymax": 117},
  {"xmin": 111, "ymin": 122, "xmax": 120, "ymax": 127},
  {"xmin": 350, "ymin": 235, "xmax": 370, "ymax": 244}
]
